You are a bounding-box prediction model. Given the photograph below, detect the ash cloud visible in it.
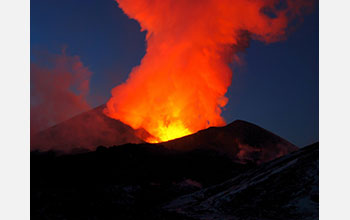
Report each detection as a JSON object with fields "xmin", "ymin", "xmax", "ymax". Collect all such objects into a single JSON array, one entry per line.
[
  {"xmin": 105, "ymin": 0, "xmax": 314, "ymax": 141},
  {"xmin": 30, "ymin": 49, "xmax": 92, "ymax": 134}
]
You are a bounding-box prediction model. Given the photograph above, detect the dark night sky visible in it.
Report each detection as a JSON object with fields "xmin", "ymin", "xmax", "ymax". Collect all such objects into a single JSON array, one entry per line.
[{"xmin": 31, "ymin": 0, "xmax": 319, "ymax": 147}]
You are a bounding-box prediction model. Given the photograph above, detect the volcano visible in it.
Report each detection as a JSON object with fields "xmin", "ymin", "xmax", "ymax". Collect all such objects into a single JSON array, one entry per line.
[{"xmin": 31, "ymin": 105, "xmax": 297, "ymax": 163}]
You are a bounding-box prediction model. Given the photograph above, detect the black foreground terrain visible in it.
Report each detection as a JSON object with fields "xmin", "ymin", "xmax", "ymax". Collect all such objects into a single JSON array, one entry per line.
[{"xmin": 31, "ymin": 142, "xmax": 318, "ymax": 220}]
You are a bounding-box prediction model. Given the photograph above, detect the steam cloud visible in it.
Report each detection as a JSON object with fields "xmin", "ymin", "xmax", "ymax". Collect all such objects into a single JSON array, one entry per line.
[
  {"xmin": 31, "ymin": 49, "xmax": 92, "ymax": 134},
  {"xmin": 105, "ymin": 0, "xmax": 313, "ymax": 142}
]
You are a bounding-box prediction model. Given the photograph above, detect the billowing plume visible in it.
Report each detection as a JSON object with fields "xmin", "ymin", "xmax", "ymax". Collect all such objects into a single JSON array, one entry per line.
[
  {"xmin": 31, "ymin": 49, "xmax": 92, "ymax": 134},
  {"xmin": 105, "ymin": 0, "xmax": 312, "ymax": 142}
]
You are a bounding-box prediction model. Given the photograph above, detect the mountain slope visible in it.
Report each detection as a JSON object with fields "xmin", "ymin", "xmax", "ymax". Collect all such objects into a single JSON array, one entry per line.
[
  {"xmin": 30, "ymin": 105, "xmax": 151, "ymax": 152},
  {"xmin": 164, "ymin": 143, "xmax": 319, "ymax": 220},
  {"xmin": 161, "ymin": 120, "xmax": 298, "ymax": 163}
]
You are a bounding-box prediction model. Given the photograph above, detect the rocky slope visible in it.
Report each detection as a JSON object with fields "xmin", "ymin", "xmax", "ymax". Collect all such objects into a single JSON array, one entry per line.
[{"xmin": 164, "ymin": 143, "xmax": 319, "ymax": 220}]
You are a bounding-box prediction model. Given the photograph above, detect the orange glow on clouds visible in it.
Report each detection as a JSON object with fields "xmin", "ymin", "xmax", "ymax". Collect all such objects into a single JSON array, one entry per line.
[{"xmin": 105, "ymin": 0, "xmax": 311, "ymax": 142}]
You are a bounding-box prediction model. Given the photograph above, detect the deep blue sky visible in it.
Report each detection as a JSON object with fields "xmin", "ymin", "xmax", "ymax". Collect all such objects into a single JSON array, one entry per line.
[{"xmin": 31, "ymin": 0, "xmax": 319, "ymax": 147}]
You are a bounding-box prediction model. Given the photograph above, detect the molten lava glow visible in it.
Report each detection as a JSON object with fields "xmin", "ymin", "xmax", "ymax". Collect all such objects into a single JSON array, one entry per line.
[
  {"xmin": 146, "ymin": 121, "xmax": 192, "ymax": 143},
  {"xmin": 105, "ymin": 0, "xmax": 311, "ymax": 142}
]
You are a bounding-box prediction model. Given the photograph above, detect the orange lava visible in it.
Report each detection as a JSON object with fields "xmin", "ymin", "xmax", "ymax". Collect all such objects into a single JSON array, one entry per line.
[{"xmin": 105, "ymin": 0, "xmax": 312, "ymax": 142}]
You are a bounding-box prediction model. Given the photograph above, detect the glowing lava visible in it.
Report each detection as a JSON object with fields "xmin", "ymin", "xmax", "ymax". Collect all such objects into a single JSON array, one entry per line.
[
  {"xmin": 146, "ymin": 121, "xmax": 191, "ymax": 143},
  {"xmin": 105, "ymin": 0, "xmax": 312, "ymax": 142}
]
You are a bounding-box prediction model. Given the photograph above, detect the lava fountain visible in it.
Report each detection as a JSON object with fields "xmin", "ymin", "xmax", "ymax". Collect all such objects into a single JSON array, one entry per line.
[{"xmin": 104, "ymin": 0, "xmax": 312, "ymax": 142}]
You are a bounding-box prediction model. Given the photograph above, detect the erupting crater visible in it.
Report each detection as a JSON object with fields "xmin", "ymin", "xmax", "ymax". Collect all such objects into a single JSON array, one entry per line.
[{"xmin": 104, "ymin": 0, "xmax": 313, "ymax": 142}]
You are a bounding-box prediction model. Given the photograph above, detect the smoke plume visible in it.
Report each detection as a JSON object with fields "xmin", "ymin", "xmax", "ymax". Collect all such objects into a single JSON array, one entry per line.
[
  {"xmin": 31, "ymin": 49, "xmax": 92, "ymax": 134},
  {"xmin": 105, "ymin": 0, "xmax": 313, "ymax": 142}
]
